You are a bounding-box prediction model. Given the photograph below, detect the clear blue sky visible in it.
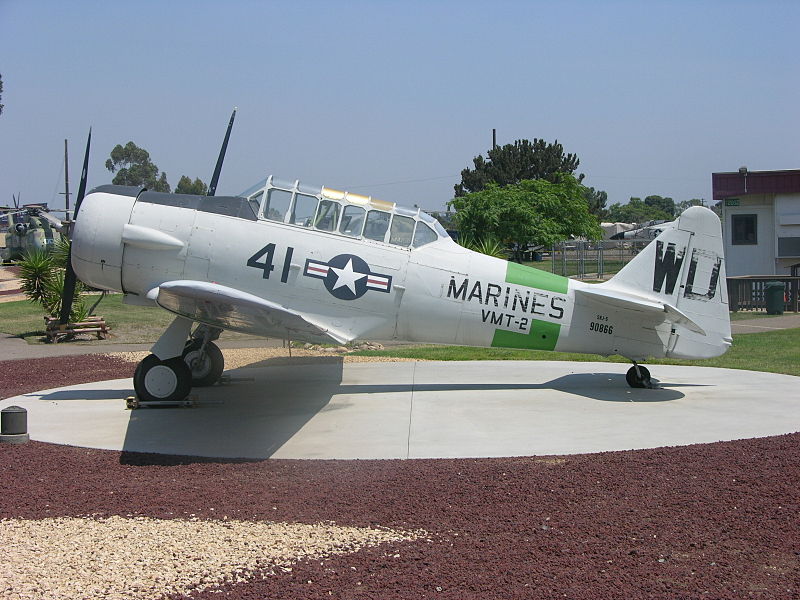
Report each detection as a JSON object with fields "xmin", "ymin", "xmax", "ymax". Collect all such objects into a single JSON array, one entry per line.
[{"xmin": 1, "ymin": 0, "xmax": 798, "ymax": 213}]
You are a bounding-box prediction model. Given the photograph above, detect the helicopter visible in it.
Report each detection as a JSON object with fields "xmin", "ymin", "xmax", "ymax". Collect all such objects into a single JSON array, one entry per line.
[{"xmin": 1, "ymin": 195, "xmax": 66, "ymax": 262}]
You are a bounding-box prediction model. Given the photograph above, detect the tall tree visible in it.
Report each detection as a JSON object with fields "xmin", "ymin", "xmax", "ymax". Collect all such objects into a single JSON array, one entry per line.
[
  {"xmin": 0, "ymin": 73, "xmax": 4, "ymax": 115},
  {"xmin": 606, "ymin": 197, "xmax": 672, "ymax": 223},
  {"xmin": 105, "ymin": 141, "xmax": 170, "ymax": 192},
  {"xmin": 675, "ymin": 198, "xmax": 705, "ymax": 214},
  {"xmin": 448, "ymin": 174, "xmax": 601, "ymax": 250},
  {"xmin": 454, "ymin": 138, "xmax": 581, "ymax": 197},
  {"xmin": 583, "ymin": 186, "xmax": 608, "ymax": 220},
  {"xmin": 175, "ymin": 176, "xmax": 208, "ymax": 195},
  {"xmin": 644, "ymin": 195, "xmax": 675, "ymax": 218}
]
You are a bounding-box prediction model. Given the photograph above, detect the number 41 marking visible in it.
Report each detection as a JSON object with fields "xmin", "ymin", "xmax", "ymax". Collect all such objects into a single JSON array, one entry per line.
[{"xmin": 247, "ymin": 243, "xmax": 294, "ymax": 283}]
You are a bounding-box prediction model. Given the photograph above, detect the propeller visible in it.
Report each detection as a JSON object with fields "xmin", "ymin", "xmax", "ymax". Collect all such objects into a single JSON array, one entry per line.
[
  {"xmin": 58, "ymin": 128, "xmax": 91, "ymax": 325},
  {"xmin": 12, "ymin": 193, "xmax": 19, "ymax": 209},
  {"xmin": 208, "ymin": 108, "xmax": 236, "ymax": 197}
]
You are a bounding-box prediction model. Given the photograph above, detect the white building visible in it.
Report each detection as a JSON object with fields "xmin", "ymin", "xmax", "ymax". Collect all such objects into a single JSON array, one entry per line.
[{"xmin": 712, "ymin": 168, "xmax": 800, "ymax": 277}]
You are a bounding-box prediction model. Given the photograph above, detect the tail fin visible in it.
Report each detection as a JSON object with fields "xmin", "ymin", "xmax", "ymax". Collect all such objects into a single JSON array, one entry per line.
[{"xmin": 601, "ymin": 206, "xmax": 731, "ymax": 358}]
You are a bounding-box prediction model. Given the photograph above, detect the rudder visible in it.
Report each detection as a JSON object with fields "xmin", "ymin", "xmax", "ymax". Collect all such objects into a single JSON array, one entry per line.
[{"xmin": 606, "ymin": 206, "xmax": 731, "ymax": 358}]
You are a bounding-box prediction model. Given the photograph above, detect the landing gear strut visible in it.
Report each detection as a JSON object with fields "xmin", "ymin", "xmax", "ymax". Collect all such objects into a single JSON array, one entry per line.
[{"xmin": 625, "ymin": 363, "xmax": 653, "ymax": 389}]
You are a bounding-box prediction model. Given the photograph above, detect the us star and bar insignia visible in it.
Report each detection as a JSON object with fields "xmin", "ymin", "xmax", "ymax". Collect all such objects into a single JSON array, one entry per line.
[{"xmin": 303, "ymin": 253, "xmax": 392, "ymax": 300}]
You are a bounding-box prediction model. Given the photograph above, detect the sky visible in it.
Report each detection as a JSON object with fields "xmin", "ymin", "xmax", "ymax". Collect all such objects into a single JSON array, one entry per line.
[{"xmin": 1, "ymin": 0, "xmax": 798, "ymax": 214}]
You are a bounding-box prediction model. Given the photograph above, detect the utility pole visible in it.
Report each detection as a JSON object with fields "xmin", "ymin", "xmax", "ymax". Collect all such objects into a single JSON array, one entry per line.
[
  {"xmin": 492, "ymin": 128, "xmax": 497, "ymax": 150},
  {"xmin": 62, "ymin": 139, "xmax": 71, "ymax": 220}
]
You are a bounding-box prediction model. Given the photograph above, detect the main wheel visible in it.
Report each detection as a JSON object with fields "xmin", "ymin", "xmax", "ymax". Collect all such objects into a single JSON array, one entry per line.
[
  {"xmin": 182, "ymin": 340, "xmax": 224, "ymax": 386},
  {"xmin": 625, "ymin": 364, "xmax": 652, "ymax": 389},
  {"xmin": 133, "ymin": 354, "xmax": 192, "ymax": 402}
]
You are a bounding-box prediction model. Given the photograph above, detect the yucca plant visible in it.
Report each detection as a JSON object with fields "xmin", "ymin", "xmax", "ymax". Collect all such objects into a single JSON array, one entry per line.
[
  {"xmin": 471, "ymin": 237, "xmax": 508, "ymax": 259},
  {"xmin": 41, "ymin": 268, "xmax": 87, "ymax": 322},
  {"xmin": 18, "ymin": 244, "xmax": 87, "ymax": 321},
  {"xmin": 18, "ymin": 247, "xmax": 54, "ymax": 305},
  {"xmin": 51, "ymin": 235, "xmax": 72, "ymax": 269},
  {"xmin": 457, "ymin": 235, "xmax": 509, "ymax": 259}
]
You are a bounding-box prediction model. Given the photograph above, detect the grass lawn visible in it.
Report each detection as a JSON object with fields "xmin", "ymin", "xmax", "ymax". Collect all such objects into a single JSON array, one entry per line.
[
  {"xmin": 351, "ymin": 327, "xmax": 800, "ymax": 377},
  {"xmin": 0, "ymin": 294, "xmax": 259, "ymax": 344},
  {"xmin": 729, "ymin": 311, "xmax": 784, "ymax": 321},
  {"xmin": 1, "ymin": 295, "xmax": 798, "ymax": 376}
]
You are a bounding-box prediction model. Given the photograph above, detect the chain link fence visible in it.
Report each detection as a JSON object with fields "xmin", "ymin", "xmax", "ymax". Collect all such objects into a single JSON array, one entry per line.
[{"xmin": 538, "ymin": 240, "xmax": 652, "ymax": 280}]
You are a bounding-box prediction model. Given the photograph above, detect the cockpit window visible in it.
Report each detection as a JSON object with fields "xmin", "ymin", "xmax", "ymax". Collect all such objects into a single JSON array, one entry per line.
[
  {"xmin": 389, "ymin": 215, "xmax": 414, "ymax": 247},
  {"xmin": 314, "ymin": 199, "xmax": 340, "ymax": 231},
  {"xmin": 339, "ymin": 205, "xmax": 365, "ymax": 237},
  {"xmin": 248, "ymin": 191, "xmax": 264, "ymax": 218},
  {"xmin": 265, "ymin": 188, "xmax": 292, "ymax": 222},
  {"xmin": 364, "ymin": 210, "xmax": 390, "ymax": 241},
  {"xmin": 412, "ymin": 222, "xmax": 437, "ymax": 247},
  {"xmin": 291, "ymin": 193, "xmax": 318, "ymax": 227}
]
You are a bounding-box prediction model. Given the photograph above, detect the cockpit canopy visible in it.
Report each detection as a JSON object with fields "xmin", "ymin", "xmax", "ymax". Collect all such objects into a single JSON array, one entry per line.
[{"xmin": 239, "ymin": 176, "xmax": 450, "ymax": 249}]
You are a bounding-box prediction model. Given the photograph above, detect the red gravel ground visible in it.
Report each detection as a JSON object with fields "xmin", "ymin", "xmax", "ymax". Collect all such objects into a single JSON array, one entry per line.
[{"xmin": 2, "ymin": 355, "xmax": 799, "ymax": 599}]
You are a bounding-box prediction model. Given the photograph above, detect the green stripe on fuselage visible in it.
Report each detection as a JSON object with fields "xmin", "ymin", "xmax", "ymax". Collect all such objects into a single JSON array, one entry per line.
[
  {"xmin": 489, "ymin": 262, "xmax": 568, "ymax": 350},
  {"xmin": 491, "ymin": 319, "xmax": 561, "ymax": 351},
  {"xmin": 505, "ymin": 262, "xmax": 569, "ymax": 294}
]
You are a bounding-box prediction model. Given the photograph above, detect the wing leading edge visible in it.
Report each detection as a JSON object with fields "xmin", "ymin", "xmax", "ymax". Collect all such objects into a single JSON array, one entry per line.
[{"xmin": 148, "ymin": 280, "xmax": 352, "ymax": 345}]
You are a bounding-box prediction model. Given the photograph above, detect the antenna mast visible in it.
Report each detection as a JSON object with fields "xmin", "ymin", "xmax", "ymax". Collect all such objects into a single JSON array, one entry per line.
[{"xmin": 63, "ymin": 139, "xmax": 71, "ymax": 220}]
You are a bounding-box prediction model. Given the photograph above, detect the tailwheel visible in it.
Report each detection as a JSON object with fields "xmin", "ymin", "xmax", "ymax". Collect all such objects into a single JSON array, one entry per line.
[
  {"xmin": 626, "ymin": 364, "xmax": 652, "ymax": 389},
  {"xmin": 182, "ymin": 340, "xmax": 224, "ymax": 386},
  {"xmin": 133, "ymin": 354, "xmax": 192, "ymax": 402}
]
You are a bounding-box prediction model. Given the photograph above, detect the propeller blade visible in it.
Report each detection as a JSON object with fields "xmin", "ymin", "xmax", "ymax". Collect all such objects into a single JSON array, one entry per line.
[
  {"xmin": 72, "ymin": 128, "xmax": 91, "ymax": 218},
  {"xmin": 208, "ymin": 108, "xmax": 236, "ymax": 197},
  {"xmin": 59, "ymin": 128, "xmax": 91, "ymax": 324}
]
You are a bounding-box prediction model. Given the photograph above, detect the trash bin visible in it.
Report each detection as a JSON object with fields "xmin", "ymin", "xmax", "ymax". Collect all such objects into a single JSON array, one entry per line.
[
  {"xmin": 532, "ymin": 251, "xmax": 542, "ymax": 262},
  {"xmin": 0, "ymin": 406, "xmax": 29, "ymax": 445},
  {"xmin": 765, "ymin": 281, "xmax": 785, "ymax": 315}
]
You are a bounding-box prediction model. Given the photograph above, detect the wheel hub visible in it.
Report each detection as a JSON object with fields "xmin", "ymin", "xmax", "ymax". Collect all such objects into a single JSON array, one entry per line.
[
  {"xmin": 143, "ymin": 364, "xmax": 179, "ymax": 398},
  {"xmin": 185, "ymin": 350, "xmax": 210, "ymax": 377}
]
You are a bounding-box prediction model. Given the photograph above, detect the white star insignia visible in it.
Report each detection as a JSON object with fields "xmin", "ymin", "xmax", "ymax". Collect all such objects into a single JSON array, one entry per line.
[{"xmin": 330, "ymin": 258, "xmax": 367, "ymax": 293}]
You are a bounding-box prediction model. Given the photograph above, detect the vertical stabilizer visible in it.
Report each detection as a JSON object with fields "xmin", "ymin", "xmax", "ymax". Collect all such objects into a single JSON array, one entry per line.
[{"xmin": 603, "ymin": 206, "xmax": 731, "ymax": 358}]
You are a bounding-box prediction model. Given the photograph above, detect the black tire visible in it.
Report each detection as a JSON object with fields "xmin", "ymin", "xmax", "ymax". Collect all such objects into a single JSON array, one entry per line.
[
  {"xmin": 133, "ymin": 354, "xmax": 192, "ymax": 402},
  {"xmin": 182, "ymin": 340, "xmax": 224, "ymax": 386},
  {"xmin": 625, "ymin": 365, "xmax": 651, "ymax": 389}
]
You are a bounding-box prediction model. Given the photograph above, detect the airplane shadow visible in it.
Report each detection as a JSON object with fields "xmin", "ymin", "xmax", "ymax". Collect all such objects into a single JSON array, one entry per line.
[
  {"xmin": 333, "ymin": 373, "xmax": 694, "ymax": 403},
  {"xmin": 34, "ymin": 389, "xmax": 134, "ymax": 401},
  {"xmin": 30, "ymin": 360, "xmax": 705, "ymax": 465},
  {"xmin": 118, "ymin": 360, "xmax": 347, "ymax": 465}
]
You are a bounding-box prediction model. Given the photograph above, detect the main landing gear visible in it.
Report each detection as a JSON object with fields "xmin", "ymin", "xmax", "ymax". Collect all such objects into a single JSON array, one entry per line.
[
  {"xmin": 626, "ymin": 362, "xmax": 653, "ymax": 389},
  {"xmin": 132, "ymin": 318, "xmax": 225, "ymax": 403}
]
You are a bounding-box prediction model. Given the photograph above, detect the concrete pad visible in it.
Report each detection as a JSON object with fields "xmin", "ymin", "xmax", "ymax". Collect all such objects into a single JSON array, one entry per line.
[{"xmin": 2, "ymin": 361, "xmax": 798, "ymax": 460}]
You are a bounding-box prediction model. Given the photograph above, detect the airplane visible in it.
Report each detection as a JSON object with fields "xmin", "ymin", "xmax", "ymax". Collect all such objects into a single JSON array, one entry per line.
[
  {"xmin": 609, "ymin": 220, "xmax": 669, "ymax": 241},
  {"xmin": 67, "ymin": 173, "xmax": 732, "ymax": 402}
]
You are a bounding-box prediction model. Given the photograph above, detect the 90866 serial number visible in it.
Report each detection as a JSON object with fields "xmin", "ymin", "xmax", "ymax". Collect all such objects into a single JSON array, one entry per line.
[{"xmin": 589, "ymin": 321, "xmax": 613, "ymax": 335}]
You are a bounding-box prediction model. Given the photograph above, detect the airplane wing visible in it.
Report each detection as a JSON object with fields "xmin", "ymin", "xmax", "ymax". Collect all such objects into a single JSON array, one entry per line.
[
  {"xmin": 575, "ymin": 285, "xmax": 706, "ymax": 335},
  {"xmin": 148, "ymin": 280, "xmax": 352, "ymax": 344}
]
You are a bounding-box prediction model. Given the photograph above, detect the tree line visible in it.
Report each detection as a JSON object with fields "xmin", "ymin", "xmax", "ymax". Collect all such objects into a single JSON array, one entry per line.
[
  {"xmin": 105, "ymin": 141, "xmax": 208, "ymax": 195},
  {"xmin": 450, "ymin": 139, "xmax": 710, "ymax": 254},
  {"xmin": 102, "ymin": 138, "xmax": 705, "ymax": 258},
  {"xmin": 605, "ymin": 196, "xmax": 706, "ymax": 223}
]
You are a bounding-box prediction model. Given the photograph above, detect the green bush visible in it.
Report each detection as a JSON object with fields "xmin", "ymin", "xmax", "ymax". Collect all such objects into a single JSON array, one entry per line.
[
  {"xmin": 18, "ymin": 245, "xmax": 87, "ymax": 322},
  {"xmin": 458, "ymin": 235, "xmax": 508, "ymax": 259}
]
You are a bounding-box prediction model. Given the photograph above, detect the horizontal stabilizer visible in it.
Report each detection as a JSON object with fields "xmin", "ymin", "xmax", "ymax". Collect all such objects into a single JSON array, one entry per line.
[
  {"xmin": 575, "ymin": 286, "xmax": 706, "ymax": 335},
  {"xmin": 148, "ymin": 280, "xmax": 352, "ymax": 344}
]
